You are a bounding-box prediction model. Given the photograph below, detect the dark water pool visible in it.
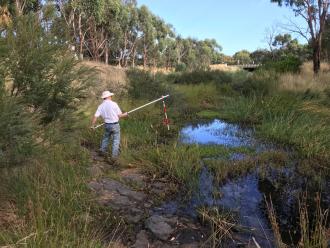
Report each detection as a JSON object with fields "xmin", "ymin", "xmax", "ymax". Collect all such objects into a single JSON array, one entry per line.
[{"xmin": 157, "ymin": 119, "xmax": 330, "ymax": 246}]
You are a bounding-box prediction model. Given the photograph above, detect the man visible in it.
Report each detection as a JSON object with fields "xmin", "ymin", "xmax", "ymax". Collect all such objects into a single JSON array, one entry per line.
[{"xmin": 91, "ymin": 90, "xmax": 128, "ymax": 159}]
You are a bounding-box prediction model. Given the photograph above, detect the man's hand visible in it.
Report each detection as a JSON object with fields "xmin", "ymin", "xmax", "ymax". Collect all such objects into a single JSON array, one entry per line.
[
  {"xmin": 119, "ymin": 112, "xmax": 129, "ymax": 118},
  {"xmin": 91, "ymin": 116, "xmax": 98, "ymax": 129}
]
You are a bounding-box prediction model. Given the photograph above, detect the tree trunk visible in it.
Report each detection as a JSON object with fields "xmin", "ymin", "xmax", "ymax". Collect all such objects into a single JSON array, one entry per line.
[
  {"xmin": 78, "ymin": 13, "xmax": 84, "ymax": 60},
  {"xmin": 132, "ymin": 46, "xmax": 136, "ymax": 67},
  {"xmin": 143, "ymin": 37, "xmax": 148, "ymax": 67},
  {"xmin": 117, "ymin": 51, "xmax": 122, "ymax": 67},
  {"xmin": 105, "ymin": 39, "xmax": 109, "ymax": 65},
  {"xmin": 123, "ymin": 32, "xmax": 128, "ymax": 67},
  {"xmin": 15, "ymin": 0, "xmax": 23, "ymax": 16},
  {"xmin": 143, "ymin": 45, "xmax": 147, "ymax": 68},
  {"xmin": 313, "ymin": 38, "xmax": 322, "ymax": 74}
]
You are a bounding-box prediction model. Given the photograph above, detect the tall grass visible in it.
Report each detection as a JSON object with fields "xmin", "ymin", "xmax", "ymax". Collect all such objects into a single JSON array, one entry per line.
[
  {"xmin": 0, "ymin": 125, "xmax": 113, "ymax": 247},
  {"xmin": 279, "ymin": 62, "xmax": 330, "ymax": 93}
]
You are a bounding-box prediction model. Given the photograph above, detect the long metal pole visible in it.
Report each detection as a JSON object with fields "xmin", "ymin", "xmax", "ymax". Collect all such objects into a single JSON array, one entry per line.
[
  {"xmin": 127, "ymin": 95, "xmax": 170, "ymax": 114},
  {"xmin": 92, "ymin": 95, "xmax": 170, "ymax": 129}
]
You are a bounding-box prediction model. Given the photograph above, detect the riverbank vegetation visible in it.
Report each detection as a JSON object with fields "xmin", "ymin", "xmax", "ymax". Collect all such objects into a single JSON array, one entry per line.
[
  {"xmin": 167, "ymin": 64, "xmax": 330, "ymax": 163},
  {"xmin": 1, "ymin": 0, "xmax": 330, "ymax": 247}
]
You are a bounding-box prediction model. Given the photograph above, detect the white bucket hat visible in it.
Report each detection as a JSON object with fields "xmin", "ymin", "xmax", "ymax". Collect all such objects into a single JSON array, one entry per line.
[{"xmin": 101, "ymin": 90, "xmax": 114, "ymax": 99}]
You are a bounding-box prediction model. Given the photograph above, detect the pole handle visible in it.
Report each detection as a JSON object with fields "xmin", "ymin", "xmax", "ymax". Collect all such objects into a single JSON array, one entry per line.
[{"xmin": 127, "ymin": 94, "xmax": 170, "ymax": 114}]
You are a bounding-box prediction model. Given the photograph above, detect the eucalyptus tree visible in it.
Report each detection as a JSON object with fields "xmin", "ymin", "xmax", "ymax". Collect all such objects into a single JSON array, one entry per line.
[
  {"xmin": 149, "ymin": 16, "xmax": 174, "ymax": 67},
  {"xmin": 115, "ymin": 1, "xmax": 139, "ymax": 67},
  {"xmin": 137, "ymin": 5, "xmax": 156, "ymax": 67},
  {"xmin": 233, "ymin": 50, "xmax": 252, "ymax": 64},
  {"xmin": 271, "ymin": 0, "xmax": 330, "ymax": 74},
  {"xmin": 251, "ymin": 49, "xmax": 272, "ymax": 64},
  {"xmin": 322, "ymin": 15, "xmax": 330, "ymax": 60},
  {"xmin": 0, "ymin": 0, "xmax": 41, "ymax": 17},
  {"xmin": 0, "ymin": 0, "xmax": 41, "ymax": 32}
]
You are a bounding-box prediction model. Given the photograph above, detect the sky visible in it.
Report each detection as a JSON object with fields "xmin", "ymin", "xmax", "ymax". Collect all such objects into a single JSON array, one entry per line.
[{"xmin": 137, "ymin": 0, "xmax": 307, "ymax": 55}]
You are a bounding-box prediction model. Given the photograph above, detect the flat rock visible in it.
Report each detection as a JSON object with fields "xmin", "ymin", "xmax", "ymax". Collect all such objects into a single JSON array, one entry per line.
[
  {"xmin": 146, "ymin": 215, "xmax": 176, "ymax": 241},
  {"xmin": 98, "ymin": 193, "xmax": 133, "ymax": 209},
  {"xmin": 120, "ymin": 168, "xmax": 146, "ymax": 187},
  {"xmin": 133, "ymin": 230, "xmax": 150, "ymax": 248},
  {"xmin": 124, "ymin": 208, "xmax": 145, "ymax": 224},
  {"xmin": 88, "ymin": 181, "xmax": 103, "ymax": 192},
  {"xmin": 101, "ymin": 179, "xmax": 147, "ymax": 202}
]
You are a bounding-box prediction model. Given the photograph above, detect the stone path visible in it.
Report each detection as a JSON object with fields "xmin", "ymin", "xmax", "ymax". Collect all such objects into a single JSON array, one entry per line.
[{"xmin": 87, "ymin": 151, "xmax": 206, "ymax": 248}]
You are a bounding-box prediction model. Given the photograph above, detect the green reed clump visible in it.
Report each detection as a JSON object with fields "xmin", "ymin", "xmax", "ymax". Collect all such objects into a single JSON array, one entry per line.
[
  {"xmin": 204, "ymin": 157, "xmax": 256, "ymax": 183},
  {"xmin": 137, "ymin": 144, "xmax": 202, "ymax": 190},
  {"xmin": 218, "ymin": 92, "xmax": 330, "ymax": 163}
]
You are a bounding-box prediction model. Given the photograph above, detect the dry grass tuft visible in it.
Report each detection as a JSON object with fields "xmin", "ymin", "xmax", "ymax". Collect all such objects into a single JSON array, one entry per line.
[
  {"xmin": 279, "ymin": 62, "xmax": 330, "ymax": 92},
  {"xmin": 199, "ymin": 207, "xmax": 236, "ymax": 247},
  {"xmin": 210, "ymin": 64, "xmax": 241, "ymax": 72},
  {"xmin": 82, "ymin": 61, "xmax": 128, "ymax": 95},
  {"xmin": 0, "ymin": 202, "xmax": 25, "ymax": 232}
]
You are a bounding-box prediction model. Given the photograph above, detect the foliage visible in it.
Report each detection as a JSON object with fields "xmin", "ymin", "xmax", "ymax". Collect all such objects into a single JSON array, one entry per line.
[
  {"xmin": 127, "ymin": 69, "xmax": 172, "ymax": 100},
  {"xmin": 2, "ymin": 14, "xmax": 92, "ymax": 123},
  {"xmin": 233, "ymin": 50, "xmax": 252, "ymax": 64},
  {"xmin": 171, "ymin": 70, "xmax": 234, "ymax": 85},
  {"xmin": 270, "ymin": 0, "xmax": 330, "ymax": 74},
  {"xmin": 49, "ymin": 0, "xmax": 222, "ymax": 70},
  {"xmin": 175, "ymin": 63, "xmax": 187, "ymax": 72},
  {"xmin": 0, "ymin": 95, "xmax": 35, "ymax": 167},
  {"xmin": 263, "ymin": 55, "xmax": 302, "ymax": 73},
  {"xmin": 251, "ymin": 33, "xmax": 310, "ymax": 66},
  {"xmin": 232, "ymin": 70, "xmax": 279, "ymax": 96}
]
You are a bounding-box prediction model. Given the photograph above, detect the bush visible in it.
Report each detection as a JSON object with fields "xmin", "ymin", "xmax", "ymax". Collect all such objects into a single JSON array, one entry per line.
[
  {"xmin": 0, "ymin": 96, "xmax": 35, "ymax": 167},
  {"xmin": 231, "ymin": 70, "xmax": 278, "ymax": 96},
  {"xmin": 263, "ymin": 56, "xmax": 302, "ymax": 73},
  {"xmin": 322, "ymin": 87, "xmax": 330, "ymax": 106},
  {"xmin": 127, "ymin": 69, "xmax": 172, "ymax": 100},
  {"xmin": 171, "ymin": 70, "xmax": 234, "ymax": 85},
  {"xmin": 2, "ymin": 14, "xmax": 92, "ymax": 124},
  {"xmin": 175, "ymin": 63, "xmax": 187, "ymax": 72}
]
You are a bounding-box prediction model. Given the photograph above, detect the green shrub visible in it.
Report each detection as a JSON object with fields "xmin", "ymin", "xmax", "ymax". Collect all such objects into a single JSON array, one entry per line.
[
  {"xmin": 263, "ymin": 55, "xmax": 302, "ymax": 73},
  {"xmin": 231, "ymin": 70, "xmax": 278, "ymax": 96},
  {"xmin": 171, "ymin": 70, "xmax": 233, "ymax": 85},
  {"xmin": 127, "ymin": 69, "xmax": 172, "ymax": 100},
  {"xmin": 175, "ymin": 63, "xmax": 187, "ymax": 72},
  {"xmin": 2, "ymin": 14, "xmax": 92, "ymax": 124},
  {"xmin": 0, "ymin": 96, "xmax": 35, "ymax": 167},
  {"xmin": 323, "ymin": 88, "xmax": 330, "ymax": 105}
]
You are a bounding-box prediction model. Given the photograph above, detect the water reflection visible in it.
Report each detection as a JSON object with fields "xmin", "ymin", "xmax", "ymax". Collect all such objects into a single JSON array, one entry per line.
[{"xmin": 180, "ymin": 119, "xmax": 256, "ymax": 147}]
